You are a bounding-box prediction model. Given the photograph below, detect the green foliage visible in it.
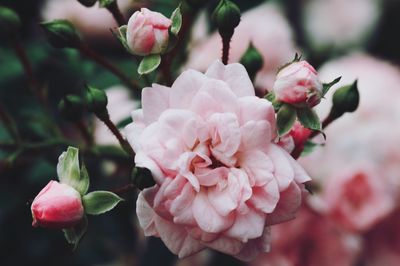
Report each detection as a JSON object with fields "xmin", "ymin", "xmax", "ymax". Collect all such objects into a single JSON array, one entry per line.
[
  {"xmin": 63, "ymin": 216, "xmax": 88, "ymax": 250},
  {"xmin": 322, "ymin": 76, "xmax": 341, "ymax": 96},
  {"xmin": 277, "ymin": 104, "xmax": 296, "ymax": 136},
  {"xmin": 40, "ymin": 20, "xmax": 81, "ymax": 48},
  {"xmin": 82, "ymin": 191, "xmax": 123, "ymax": 215},
  {"xmin": 138, "ymin": 54, "xmax": 162, "ymax": 75},
  {"xmin": 57, "ymin": 147, "xmax": 89, "ymax": 195},
  {"xmin": 170, "ymin": 5, "xmax": 182, "ymax": 36},
  {"xmin": 297, "ymin": 107, "xmax": 321, "ymax": 131}
]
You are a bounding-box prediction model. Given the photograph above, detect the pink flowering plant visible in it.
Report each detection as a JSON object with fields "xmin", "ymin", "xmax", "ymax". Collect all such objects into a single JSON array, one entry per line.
[{"xmin": 8, "ymin": 0, "xmax": 397, "ymax": 265}]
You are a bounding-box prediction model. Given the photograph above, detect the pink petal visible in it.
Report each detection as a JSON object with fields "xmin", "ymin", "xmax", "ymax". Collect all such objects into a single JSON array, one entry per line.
[
  {"xmin": 170, "ymin": 69, "xmax": 206, "ymax": 108},
  {"xmin": 141, "ymin": 84, "xmax": 170, "ymax": 124},
  {"xmin": 281, "ymin": 149, "xmax": 311, "ymax": 184},
  {"xmin": 225, "ymin": 207, "xmax": 266, "ymax": 242},
  {"xmin": 250, "ymin": 180, "xmax": 280, "ymax": 213},
  {"xmin": 205, "ymin": 60, "xmax": 255, "ymax": 97},
  {"xmin": 135, "ymin": 151, "xmax": 164, "ymax": 184},
  {"xmin": 234, "ymin": 227, "xmax": 271, "ymax": 261},
  {"xmin": 192, "ymin": 190, "xmax": 234, "ymax": 233},
  {"xmin": 237, "ymin": 96, "xmax": 276, "ymax": 132},
  {"xmin": 266, "ymin": 181, "xmax": 302, "ymax": 226},
  {"xmin": 240, "ymin": 150, "xmax": 274, "ymax": 186},
  {"xmin": 267, "ymin": 144, "xmax": 295, "ymax": 191},
  {"xmin": 239, "ymin": 121, "xmax": 271, "ymax": 153},
  {"xmin": 195, "ymin": 167, "xmax": 228, "ymax": 187},
  {"xmin": 136, "ymin": 188, "xmax": 159, "ymax": 236},
  {"xmin": 154, "ymin": 215, "xmax": 205, "ymax": 258},
  {"xmin": 205, "ymin": 236, "xmax": 244, "ymax": 255}
]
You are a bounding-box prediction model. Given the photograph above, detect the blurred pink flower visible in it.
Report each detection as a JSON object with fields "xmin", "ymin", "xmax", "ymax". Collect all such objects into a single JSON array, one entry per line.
[
  {"xmin": 250, "ymin": 206, "xmax": 361, "ymax": 266},
  {"xmin": 41, "ymin": 0, "xmax": 133, "ymax": 39},
  {"xmin": 31, "ymin": 180, "xmax": 84, "ymax": 229},
  {"xmin": 324, "ymin": 166, "xmax": 395, "ymax": 232},
  {"xmin": 299, "ymin": 53, "xmax": 400, "ymax": 229},
  {"xmin": 126, "ymin": 8, "xmax": 171, "ymax": 56},
  {"xmin": 273, "ymin": 61, "xmax": 323, "ymax": 107},
  {"xmin": 364, "ymin": 208, "xmax": 400, "ymax": 266},
  {"xmin": 303, "ymin": 0, "xmax": 381, "ymax": 52},
  {"xmin": 125, "ymin": 61, "xmax": 310, "ymax": 260},
  {"xmin": 186, "ymin": 3, "xmax": 297, "ymax": 94}
]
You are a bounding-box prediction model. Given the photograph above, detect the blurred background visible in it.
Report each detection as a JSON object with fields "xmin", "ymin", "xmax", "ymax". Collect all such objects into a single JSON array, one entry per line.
[{"xmin": 1, "ymin": 0, "xmax": 400, "ymax": 265}]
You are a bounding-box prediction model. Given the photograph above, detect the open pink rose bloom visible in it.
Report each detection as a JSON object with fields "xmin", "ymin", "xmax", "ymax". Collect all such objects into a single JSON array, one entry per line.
[{"xmin": 125, "ymin": 60, "xmax": 310, "ymax": 260}]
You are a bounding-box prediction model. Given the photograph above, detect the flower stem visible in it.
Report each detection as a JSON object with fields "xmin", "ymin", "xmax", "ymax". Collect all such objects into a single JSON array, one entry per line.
[
  {"xmin": 12, "ymin": 41, "xmax": 45, "ymax": 104},
  {"xmin": 222, "ymin": 36, "xmax": 231, "ymax": 65},
  {"xmin": 106, "ymin": 1, "xmax": 127, "ymax": 27},
  {"xmin": 97, "ymin": 112, "xmax": 135, "ymax": 158},
  {"xmin": 78, "ymin": 43, "xmax": 140, "ymax": 93}
]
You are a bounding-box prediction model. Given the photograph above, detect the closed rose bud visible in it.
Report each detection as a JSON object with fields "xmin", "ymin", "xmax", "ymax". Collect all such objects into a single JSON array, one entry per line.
[
  {"xmin": 126, "ymin": 8, "xmax": 172, "ymax": 56},
  {"xmin": 273, "ymin": 60, "xmax": 323, "ymax": 107},
  {"xmin": 31, "ymin": 181, "xmax": 84, "ymax": 229}
]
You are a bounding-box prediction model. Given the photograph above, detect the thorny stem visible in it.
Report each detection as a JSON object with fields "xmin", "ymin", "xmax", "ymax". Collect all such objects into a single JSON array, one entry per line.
[
  {"xmin": 78, "ymin": 43, "xmax": 140, "ymax": 93},
  {"xmin": 112, "ymin": 183, "xmax": 136, "ymax": 195},
  {"xmin": 98, "ymin": 113, "xmax": 135, "ymax": 159},
  {"xmin": 106, "ymin": 1, "xmax": 127, "ymax": 27},
  {"xmin": 0, "ymin": 104, "xmax": 21, "ymax": 144}
]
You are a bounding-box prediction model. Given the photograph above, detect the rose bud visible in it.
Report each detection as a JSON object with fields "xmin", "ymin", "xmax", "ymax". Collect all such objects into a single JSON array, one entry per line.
[
  {"xmin": 126, "ymin": 8, "xmax": 172, "ymax": 56},
  {"xmin": 31, "ymin": 181, "xmax": 84, "ymax": 229},
  {"xmin": 273, "ymin": 60, "xmax": 323, "ymax": 107}
]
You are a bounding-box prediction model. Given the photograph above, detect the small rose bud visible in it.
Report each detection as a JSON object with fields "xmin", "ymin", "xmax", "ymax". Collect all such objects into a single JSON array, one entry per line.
[
  {"xmin": 59, "ymin": 95, "xmax": 85, "ymax": 122},
  {"xmin": 273, "ymin": 60, "xmax": 323, "ymax": 107},
  {"xmin": 84, "ymin": 86, "xmax": 108, "ymax": 118},
  {"xmin": 40, "ymin": 20, "xmax": 81, "ymax": 48},
  {"xmin": 0, "ymin": 6, "xmax": 21, "ymax": 40},
  {"xmin": 77, "ymin": 0, "xmax": 98, "ymax": 7},
  {"xmin": 240, "ymin": 43, "xmax": 263, "ymax": 81},
  {"xmin": 331, "ymin": 80, "xmax": 360, "ymax": 118},
  {"xmin": 31, "ymin": 181, "xmax": 84, "ymax": 229},
  {"xmin": 126, "ymin": 8, "xmax": 172, "ymax": 56},
  {"xmin": 212, "ymin": 0, "xmax": 241, "ymax": 39}
]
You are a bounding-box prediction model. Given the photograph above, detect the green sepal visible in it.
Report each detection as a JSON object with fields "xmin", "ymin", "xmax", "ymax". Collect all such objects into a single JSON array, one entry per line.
[
  {"xmin": 57, "ymin": 146, "xmax": 89, "ymax": 195},
  {"xmin": 63, "ymin": 215, "xmax": 88, "ymax": 251},
  {"xmin": 170, "ymin": 4, "xmax": 182, "ymax": 36},
  {"xmin": 296, "ymin": 107, "xmax": 321, "ymax": 131},
  {"xmin": 277, "ymin": 104, "xmax": 296, "ymax": 136},
  {"xmin": 82, "ymin": 191, "xmax": 124, "ymax": 215},
  {"xmin": 277, "ymin": 53, "xmax": 302, "ymax": 73},
  {"xmin": 112, "ymin": 25, "xmax": 132, "ymax": 54},
  {"xmin": 322, "ymin": 76, "xmax": 341, "ymax": 96},
  {"xmin": 138, "ymin": 54, "xmax": 161, "ymax": 75}
]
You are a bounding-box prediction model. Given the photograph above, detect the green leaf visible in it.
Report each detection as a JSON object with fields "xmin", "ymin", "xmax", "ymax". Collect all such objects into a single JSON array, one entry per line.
[
  {"xmin": 301, "ymin": 141, "xmax": 324, "ymax": 156},
  {"xmin": 322, "ymin": 76, "xmax": 341, "ymax": 96},
  {"xmin": 82, "ymin": 191, "xmax": 123, "ymax": 215},
  {"xmin": 138, "ymin": 54, "xmax": 161, "ymax": 75},
  {"xmin": 57, "ymin": 146, "xmax": 88, "ymax": 195},
  {"xmin": 297, "ymin": 108, "xmax": 321, "ymax": 131},
  {"xmin": 170, "ymin": 5, "xmax": 182, "ymax": 36},
  {"xmin": 276, "ymin": 104, "xmax": 296, "ymax": 136},
  {"xmin": 63, "ymin": 216, "xmax": 88, "ymax": 251}
]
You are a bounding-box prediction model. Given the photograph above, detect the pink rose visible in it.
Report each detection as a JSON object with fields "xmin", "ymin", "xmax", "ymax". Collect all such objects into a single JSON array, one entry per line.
[
  {"xmin": 31, "ymin": 180, "xmax": 84, "ymax": 229},
  {"xmin": 323, "ymin": 166, "xmax": 395, "ymax": 232},
  {"xmin": 126, "ymin": 8, "xmax": 172, "ymax": 56},
  {"xmin": 125, "ymin": 60, "xmax": 310, "ymax": 260},
  {"xmin": 273, "ymin": 60, "xmax": 323, "ymax": 107}
]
